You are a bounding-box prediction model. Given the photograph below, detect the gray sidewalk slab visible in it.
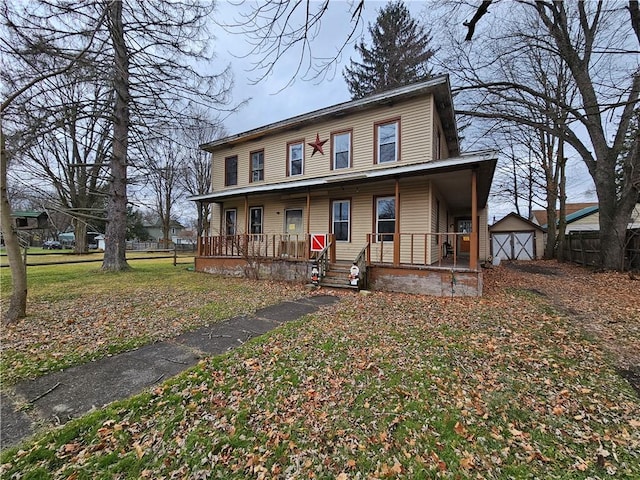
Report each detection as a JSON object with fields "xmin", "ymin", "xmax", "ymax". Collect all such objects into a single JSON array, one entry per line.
[
  {"xmin": 1, "ymin": 393, "xmax": 34, "ymax": 450},
  {"xmin": 1, "ymin": 295, "xmax": 339, "ymax": 451},
  {"xmin": 13, "ymin": 341, "xmax": 199, "ymax": 425}
]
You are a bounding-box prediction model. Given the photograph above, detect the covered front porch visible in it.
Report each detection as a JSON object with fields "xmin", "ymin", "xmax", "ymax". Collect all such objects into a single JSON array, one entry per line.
[
  {"xmin": 195, "ymin": 231, "xmax": 480, "ymax": 295},
  {"xmin": 192, "ymin": 152, "xmax": 496, "ymax": 296}
]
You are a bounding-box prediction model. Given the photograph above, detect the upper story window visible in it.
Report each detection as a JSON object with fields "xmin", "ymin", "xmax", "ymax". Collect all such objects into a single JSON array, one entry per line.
[
  {"xmin": 331, "ymin": 130, "xmax": 352, "ymax": 170},
  {"xmin": 250, "ymin": 150, "xmax": 264, "ymax": 182},
  {"xmin": 375, "ymin": 119, "xmax": 400, "ymax": 164},
  {"xmin": 287, "ymin": 140, "xmax": 304, "ymax": 176},
  {"xmin": 225, "ymin": 155, "xmax": 238, "ymax": 186},
  {"xmin": 435, "ymin": 129, "xmax": 442, "ymax": 160}
]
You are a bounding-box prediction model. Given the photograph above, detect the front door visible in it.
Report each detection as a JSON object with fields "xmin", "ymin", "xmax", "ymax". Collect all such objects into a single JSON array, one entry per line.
[
  {"xmin": 284, "ymin": 209, "xmax": 303, "ymax": 236},
  {"xmin": 457, "ymin": 218, "xmax": 472, "ymax": 255}
]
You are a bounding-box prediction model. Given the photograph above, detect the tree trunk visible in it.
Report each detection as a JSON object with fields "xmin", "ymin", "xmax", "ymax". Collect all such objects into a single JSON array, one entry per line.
[
  {"xmin": 73, "ymin": 218, "xmax": 88, "ymax": 254},
  {"xmin": 556, "ymin": 141, "xmax": 567, "ymax": 262},
  {"xmin": 0, "ymin": 127, "xmax": 27, "ymax": 324},
  {"xmin": 596, "ymin": 162, "xmax": 636, "ymax": 270},
  {"xmin": 102, "ymin": 0, "xmax": 130, "ymax": 271}
]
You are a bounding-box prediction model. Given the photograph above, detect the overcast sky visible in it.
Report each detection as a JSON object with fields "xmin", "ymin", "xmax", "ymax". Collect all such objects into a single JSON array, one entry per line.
[
  {"xmin": 212, "ymin": 0, "xmax": 396, "ymax": 135},
  {"xmin": 206, "ymin": 0, "xmax": 596, "ymax": 222}
]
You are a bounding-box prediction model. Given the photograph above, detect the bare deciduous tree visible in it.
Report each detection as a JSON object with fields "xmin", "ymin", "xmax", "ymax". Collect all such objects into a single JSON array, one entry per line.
[{"xmin": 448, "ymin": 0, "xmax": 640, "ymax": 269}]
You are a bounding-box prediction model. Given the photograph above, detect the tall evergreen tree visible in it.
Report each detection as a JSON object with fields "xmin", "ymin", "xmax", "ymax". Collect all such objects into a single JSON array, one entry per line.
[{"xmin": 344, "ymin": 1, "xmax": 435, "ymax": 99}]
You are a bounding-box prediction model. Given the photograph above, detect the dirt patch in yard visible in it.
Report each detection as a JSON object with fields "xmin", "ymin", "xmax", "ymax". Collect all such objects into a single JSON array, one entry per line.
[{"xmin": 485, "ymin": 260, "xmax": 640, "ymax": 394}]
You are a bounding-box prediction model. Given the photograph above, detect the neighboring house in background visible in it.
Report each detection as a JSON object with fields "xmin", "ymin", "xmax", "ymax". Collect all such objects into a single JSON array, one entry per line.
[
  {"xmin": 489, "ymin": 212, "xmax": 545, "ymax": 261},
  {"xmin": 562, "ymin": 204, "xmax": 640, "ymax": 233},
  {"xmin": 143, "ymin": 219, "xmax": 186, "ymax": 244},
  {"xmin": 533, "ymin": 203, "xmax": 640, "ymax": 233},
  {"xmin": 190, "ymin": 75, "xmax": 498, "ymax": 296},
  {"xmin": 531, "ymin": 202, "xmax": 598, "ymax": 228}
]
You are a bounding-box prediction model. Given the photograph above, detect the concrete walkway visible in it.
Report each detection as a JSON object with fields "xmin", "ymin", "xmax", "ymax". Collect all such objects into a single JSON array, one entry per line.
[{"xmin": 1, "ymin": 295, "xmax": 339, "ymax": 451}]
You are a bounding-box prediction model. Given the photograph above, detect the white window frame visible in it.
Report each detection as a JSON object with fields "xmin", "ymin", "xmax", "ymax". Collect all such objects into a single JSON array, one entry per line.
[
  {"xmin": 224, "ymin": 209, "xmax": 237, "ymax": 235},
  {"xmin": 376, "ymin": 121, "xmax": 398, "ymax": 164},
  {"xmin": 332, "ymin": 199, "xmax": 351, "ymax": 242},
  {"xmin": 288, "ymin": 142, "xmax": 304, "ymax": 176},
  {"xmin": 376, "ymin": 196, "xmax": 396, "ymax": 241},
  {"xmin": 249, "ymin": 207, "xmax": 263, "ymax": 235},
  {"xmin": 332, "ymin": 132, "xmax": 351, "ymax": 170},
  {"xmin": 250, "ymin": 150, "xmax": 264, "ymax": 183}
]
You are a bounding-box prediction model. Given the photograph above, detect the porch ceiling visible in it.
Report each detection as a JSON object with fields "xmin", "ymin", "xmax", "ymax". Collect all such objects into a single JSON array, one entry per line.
[{"xmin": 189, "ymin": 150, "xmax": 497, "ymax": 209}]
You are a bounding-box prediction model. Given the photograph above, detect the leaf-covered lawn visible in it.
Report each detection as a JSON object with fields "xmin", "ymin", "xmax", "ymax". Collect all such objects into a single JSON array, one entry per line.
[
  {"xmin": 0, "ymin": 262, "xmax": 309, "ymax": 384},
  {"xmin": 1, "ymin": 260, "xmax": 639, "ymax": 478}
]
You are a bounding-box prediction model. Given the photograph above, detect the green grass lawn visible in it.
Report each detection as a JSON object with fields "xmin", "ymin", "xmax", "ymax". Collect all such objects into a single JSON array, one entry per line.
[
  {"xmin": 1, "ymin": 262, "xmax": 639, "ymax": 478},
  {"xmin": 0, "ymin": 259, "xmax": 308, "ymax": 385}
]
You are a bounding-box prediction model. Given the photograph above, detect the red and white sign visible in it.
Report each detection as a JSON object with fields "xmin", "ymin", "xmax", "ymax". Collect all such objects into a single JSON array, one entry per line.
[{"xmin": 310, "ymin": 234, "xmax": 327, "ymax": 252}]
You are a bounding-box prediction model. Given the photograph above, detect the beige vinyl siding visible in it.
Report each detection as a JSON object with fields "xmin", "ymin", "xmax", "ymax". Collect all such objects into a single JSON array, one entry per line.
[
  {"xmin": 210, "ymin": 95, "xmax": 434, "ymax": 192},
  {"xmin": 431, "ymin": 97, "xmax": 449, "ymax": 160},
  {"xmin": 566, "ymin": 212, "xmax": 600, "ymax": 232},
  {"xmin": 207, "ymin": 177, "xmax": 493, "ymax": 265}
]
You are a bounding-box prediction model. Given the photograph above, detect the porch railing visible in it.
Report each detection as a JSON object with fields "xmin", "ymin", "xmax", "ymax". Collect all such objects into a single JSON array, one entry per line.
[
  {"xmin": 354, "ymin": 241, "xmax": 370, "ymax": 289},
  {"xmin": 314, "ymin": 235, "xmax": 335, "ymax": 279},
  {"xmin": 366, "ymin": 232, "xmax": 467, "ymax": 268},
  {"xmin": 198, "ymin": 234, "xmax": 309, "ymax": 260},
  {"xmin": 197, "ymin": 232, "xmax": 470, "ymax": 269}
]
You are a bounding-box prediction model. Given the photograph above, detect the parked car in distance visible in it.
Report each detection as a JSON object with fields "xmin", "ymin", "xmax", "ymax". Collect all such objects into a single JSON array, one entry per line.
[{"xmin": 43, "ymin": 240, "xmax": 63, "ymax": 250}]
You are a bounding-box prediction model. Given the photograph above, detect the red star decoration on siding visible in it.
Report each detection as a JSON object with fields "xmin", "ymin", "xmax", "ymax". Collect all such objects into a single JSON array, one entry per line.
[{"xmin": 308, "ymin": 133, "xmax": 328, "ymax": 156}]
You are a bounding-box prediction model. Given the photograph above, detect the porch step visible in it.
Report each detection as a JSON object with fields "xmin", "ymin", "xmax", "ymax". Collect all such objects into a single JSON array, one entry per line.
[{"xmin": 319, "ymin": 262, "xmax": 360, "ymax": 290}]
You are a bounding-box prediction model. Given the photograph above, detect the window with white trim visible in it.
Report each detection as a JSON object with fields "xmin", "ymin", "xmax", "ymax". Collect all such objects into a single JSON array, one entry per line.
[
  {"xmin": 332, "ymin": 200, "xmax": 350, "ymax": 242},
  {"xmin": 332, "ymin": 132, "xmax": 351, "ymax": 169},
  {"xmin": 288, "ymin": 142, "xmax": 304, "ymax": 176},
  {"xmin": 249, "ymin": 207, "xmax": 263, "ymax": 235},
  {"xmin": 224, "ymin": 209, "xmax": 237, "ymax": 235},
  {"xmin": 250, "ymin": 150, "xmax": 264, "ymax": 182},
  {"xmin": 376, "ymin": 121, "xmax": 398, "ymax": 163},
  {"xmin": 376, "ymin": 196, "xmax": 396, "ymax": 241}
]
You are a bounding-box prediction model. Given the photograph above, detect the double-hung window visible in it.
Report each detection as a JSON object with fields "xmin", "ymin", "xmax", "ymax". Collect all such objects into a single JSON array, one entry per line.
[
  {"xmin": 332, "ymin": 200, "xmax": 350, "ymax": 242},
  {"xmin": 225, "ymin": 155, "xmax": 238, "ymax": 186},
  {"xmin": 224, "ymin": 209, "xmax": 237, "ymax": 236},
  {"xmin": 287, "ymin": 141, "xmax": 304, "ymax": 176},
  {"xmin": 250, "ymin": 150, "xmax": 264, "ymax": 182},
  {"xmin": 249, "ymin": 207, "xmax": 263, "ymax": 235},
  {"xmin": 332, "ymin": 131, "xmax": 351, "ymax": 170},
  {"xmin": 376, "ymin": 196, "xmax": 396, "ymax": 241},
  {"xmin": 375, "ymin": 120, "xmax": 399, "ymax": 164}
]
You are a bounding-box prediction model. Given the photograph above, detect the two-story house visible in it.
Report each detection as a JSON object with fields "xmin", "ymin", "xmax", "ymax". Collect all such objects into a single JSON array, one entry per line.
[{"xmin": 191, "ymin": 75, "xmax": 497, "ymax": 296}]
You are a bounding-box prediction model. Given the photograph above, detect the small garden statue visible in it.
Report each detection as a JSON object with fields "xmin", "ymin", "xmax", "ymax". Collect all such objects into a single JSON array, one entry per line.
[{"xmin": 349, "ymin": 262, "xmax": 360, "ymax": 286}]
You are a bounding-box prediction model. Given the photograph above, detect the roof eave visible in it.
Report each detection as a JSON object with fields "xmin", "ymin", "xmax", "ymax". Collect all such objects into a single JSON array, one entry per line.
[
  {"xmin": 189, "ymin": 150, "xmax": 496, "ymax": 204},
  {"xmin": 200, "ymin": 75, "xmax": 459, "ymax": 156}
]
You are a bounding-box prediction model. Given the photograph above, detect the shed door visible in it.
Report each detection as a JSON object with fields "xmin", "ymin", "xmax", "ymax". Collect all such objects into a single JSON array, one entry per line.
[{"xmin": 492, "ymin": 232, "xmax": 535, "ymax": 260}]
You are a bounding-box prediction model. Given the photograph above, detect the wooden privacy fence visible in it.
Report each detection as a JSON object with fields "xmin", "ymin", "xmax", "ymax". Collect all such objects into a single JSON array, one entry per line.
[{"xmin": 562, "ymin": 230, "xmax": 640, "ymax": 270}]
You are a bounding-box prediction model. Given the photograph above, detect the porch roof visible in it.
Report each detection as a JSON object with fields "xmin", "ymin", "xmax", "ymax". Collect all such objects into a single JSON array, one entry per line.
[{"xmin": 189, "ymin": 150, "xmax": 497, "ymax": 210}]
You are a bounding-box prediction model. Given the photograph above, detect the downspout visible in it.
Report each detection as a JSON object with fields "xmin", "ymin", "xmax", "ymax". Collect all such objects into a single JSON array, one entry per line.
[{"xmin": 470, "ymin": 168, "xmax": 478, "ymax": 270}]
